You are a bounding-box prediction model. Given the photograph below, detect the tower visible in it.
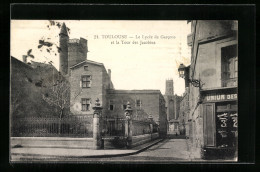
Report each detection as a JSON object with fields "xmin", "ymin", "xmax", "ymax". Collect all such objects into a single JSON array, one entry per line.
[
  {"xmin": 165, "ymin": 79, "xmax": 174, "ymax": 95},
  {"xmin": 59, "ymin": 23, "xmax": 69, "ymax": 75},
  {"xmin": 164, "ymin": 79, "xmax": 175, "ymax": 125}
]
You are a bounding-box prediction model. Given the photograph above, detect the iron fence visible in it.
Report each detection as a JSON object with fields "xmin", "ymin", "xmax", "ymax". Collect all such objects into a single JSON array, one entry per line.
[
  {"xmin": 11, "ymin": 115, "xmax": 158, "ymax": 138},
  {"xmin": 11, "ymin": 116, "xmax": 93, "ymax": 137},
  {"xmin": 101, "ymin": 117, "xmax": 125, "ymax": 137}
]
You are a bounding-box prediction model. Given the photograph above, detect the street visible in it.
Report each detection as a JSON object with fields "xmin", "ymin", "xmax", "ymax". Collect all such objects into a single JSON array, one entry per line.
[
  {"xmin": 14, "ymin": 135, "xmax": 196, "ymax": 162},
  {"xmin": 106, "ymin": 138, "xmax": 191, "ymax": 161}
]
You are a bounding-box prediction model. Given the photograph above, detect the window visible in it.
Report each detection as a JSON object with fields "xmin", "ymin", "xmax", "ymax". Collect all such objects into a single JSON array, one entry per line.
[
  {"xmin": 221, "ymin": 45, "xmax": 238, "ymax": 87},
  {"xmin": 84, "ymin": 65, "xmax": 88, "ymax": 71},
  {"xmin": 109, "ymin": 100, "xmax": 114, "ymax": 110},
  {"xmin": 110, "ymin": 105, "xmax": 114, "ymax": 110},
  {"xmin": 82, "ymin": 75, "xmax": 91, "ymax": 88},
  {"xmin": 82, "ymin": 98, "xmax": 91, "ymax": 111},
  {"xmin": 136, "ymin": 99, "xmax": 141, "ymax": 108}
]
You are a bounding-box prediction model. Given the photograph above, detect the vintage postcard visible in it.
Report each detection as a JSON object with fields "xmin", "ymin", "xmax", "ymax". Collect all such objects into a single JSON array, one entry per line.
[{"xmin": 10, "ymin": 19, "xmax": 238, "ymax": 162}]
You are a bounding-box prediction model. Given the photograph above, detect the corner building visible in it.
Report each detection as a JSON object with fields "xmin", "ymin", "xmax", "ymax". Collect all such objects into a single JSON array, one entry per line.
[{"xmin": 185, "ymin": 20, "xmax": 238, "ymax": 159}]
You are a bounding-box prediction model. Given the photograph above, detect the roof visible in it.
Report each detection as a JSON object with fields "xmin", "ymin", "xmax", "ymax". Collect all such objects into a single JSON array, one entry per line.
[
  {"xmin": 70, "ymin": 60, "xmax": 103, "ymax": 69},
  {"xmin": 107, "ymin": 89, "xmax": 162, "ymax": 94},
  {"xmin": 59, "ymin": 23, "xmax": 68, "ymax": 36},
  {"xmin": 11, "ymin": 56, "xmax": 33, "ymax": 70}
]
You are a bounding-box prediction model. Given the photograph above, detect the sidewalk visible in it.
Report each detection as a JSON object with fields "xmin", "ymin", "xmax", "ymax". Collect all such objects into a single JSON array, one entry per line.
[{"xmin": 11, "ymin": 138, "xmax": 163, "ymax": 160}]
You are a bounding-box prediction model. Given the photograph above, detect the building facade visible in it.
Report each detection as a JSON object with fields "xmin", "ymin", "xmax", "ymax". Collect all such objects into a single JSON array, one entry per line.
[
  {"xmin": 59, "ymin": 23, "xmax": 168, "ymax": 137},
  {"xmin": 182, "ymin": 20, "xmax": 238, "ymax": 159},
  {"xmin": 106, "ymin": 89, "xmax": 167, "ymax": 136}
]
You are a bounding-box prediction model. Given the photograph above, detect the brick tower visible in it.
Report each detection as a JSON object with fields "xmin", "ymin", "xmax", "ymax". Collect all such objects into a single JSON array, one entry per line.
[{"xmin": 165, "ymin": 79, "xmax": 174, "ymax": 95}]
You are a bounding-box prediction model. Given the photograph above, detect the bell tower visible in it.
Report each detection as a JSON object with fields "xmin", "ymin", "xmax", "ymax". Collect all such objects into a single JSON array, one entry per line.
[
  {"xmin": 165, "ymin": 79, "xmax": 174, "ymax": 95},
  {"xmin": 59, "ymin": 23, "xmax": 69, "ymax": 75}
]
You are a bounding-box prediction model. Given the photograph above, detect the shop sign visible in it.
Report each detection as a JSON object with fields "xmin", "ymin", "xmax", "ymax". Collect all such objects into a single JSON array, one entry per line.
[{"xmin": 204, "ymin": 93, "xmax": 237, "ymax": 102}]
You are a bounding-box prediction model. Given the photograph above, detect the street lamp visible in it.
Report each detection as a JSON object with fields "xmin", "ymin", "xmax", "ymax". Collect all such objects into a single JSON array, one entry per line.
[
  {"xmin": 178, "ymin": 63, "xmax": 201, "ymax": 88},
  {"xmin": 178, "ymin": 63, "xmax": 186, "ymax": 78}
]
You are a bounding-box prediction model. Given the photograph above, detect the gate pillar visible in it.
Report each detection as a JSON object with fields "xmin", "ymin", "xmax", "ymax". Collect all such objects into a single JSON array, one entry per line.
[
  {"xmin": 92, "ymin": 98, "xmax": 103, "ymax": 150},
  {"xmin": 125, "ymin": 102, "xmax": 133, "ymax": 148},
  {"xmin": 148, "ymin": 114, "xmax": 153, "ymax": 140}
]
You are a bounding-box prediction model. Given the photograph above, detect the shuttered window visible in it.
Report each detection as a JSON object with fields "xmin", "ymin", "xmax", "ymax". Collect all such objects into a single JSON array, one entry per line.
[{"xmin": 203, "ymin": 103, "xmax": 216, "ymax": 147}]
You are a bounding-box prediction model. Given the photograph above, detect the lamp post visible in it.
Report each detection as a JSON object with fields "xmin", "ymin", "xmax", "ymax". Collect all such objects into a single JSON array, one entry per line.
[
  {"xmin": 178, "ymin": 63, "xmax": 201, "ymax": 88},
  {"xmin": 124, "ymin": 101, "xmax": 133, "ymax": 148},
  {"xmin": 92, "ymin": 98, "xmax": 103, "ymax": 149}
]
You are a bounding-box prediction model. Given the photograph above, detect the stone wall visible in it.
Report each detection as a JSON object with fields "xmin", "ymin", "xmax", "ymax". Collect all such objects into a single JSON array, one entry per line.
[
  {"xmin": 11, "ymin": 57, "xmax": 61, "ymax": 118},
  {"xmin": 11, "ymin": 137, "xmax": 93, "ymax": 149}
]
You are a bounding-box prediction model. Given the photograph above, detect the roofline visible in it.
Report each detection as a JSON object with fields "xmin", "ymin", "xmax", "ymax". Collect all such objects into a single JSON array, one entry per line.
[
  {"xmin": 70, "ymin": 60, "xmax": 103, "ymax": 69},
  {"xmin": 107, "ymin": 89, "xmax": 162, "ymax": 94},
  {"xmin": 11, "ymin": 56, "xmax": 34, "ymax": 69}
]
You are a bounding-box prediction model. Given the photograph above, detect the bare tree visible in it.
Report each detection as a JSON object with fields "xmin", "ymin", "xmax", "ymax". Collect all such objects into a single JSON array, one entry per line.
[{"xmin": 42, "ymin": 74, "xmax": 70, "ymax": 134}]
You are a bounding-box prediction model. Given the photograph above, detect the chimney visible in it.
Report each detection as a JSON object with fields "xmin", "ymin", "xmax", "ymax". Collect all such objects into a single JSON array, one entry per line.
[{"xmin": 22, "ymin": 55, "xmax": 27, "ymax": 63}]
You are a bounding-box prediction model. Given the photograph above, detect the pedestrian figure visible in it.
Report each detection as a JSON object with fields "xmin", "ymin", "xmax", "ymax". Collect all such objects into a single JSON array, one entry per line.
[{"xmin": 176, "ymin": 132, "xmax": 178, "ymax": 137}]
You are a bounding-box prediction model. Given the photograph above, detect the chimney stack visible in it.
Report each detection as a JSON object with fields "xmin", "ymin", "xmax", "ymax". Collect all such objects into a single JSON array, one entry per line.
[{"xmin": 22, "ymin": 55, "xmax": 27, "ymax": 63}]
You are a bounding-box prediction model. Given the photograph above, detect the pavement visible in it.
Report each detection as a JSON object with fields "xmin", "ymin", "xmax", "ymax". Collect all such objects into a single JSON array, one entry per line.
[
  {"xmin": 10, "ymin": 136, "xmax": 236, "ymax": 162},
  {"xmin": 10, "ymin": 138, "xmax": 163, "ymax": 161}
]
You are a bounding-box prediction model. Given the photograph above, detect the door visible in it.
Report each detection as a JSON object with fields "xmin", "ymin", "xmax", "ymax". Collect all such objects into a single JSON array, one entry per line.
[{"xmin": 203, "ymin": 103, "xmax": 216, "ymax": 147}]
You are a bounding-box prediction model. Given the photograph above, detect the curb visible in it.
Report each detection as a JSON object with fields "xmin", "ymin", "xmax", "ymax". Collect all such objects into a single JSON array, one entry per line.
[{"xmin": 11, "ymin": 139, "xmax": 164, "ymax": 159}]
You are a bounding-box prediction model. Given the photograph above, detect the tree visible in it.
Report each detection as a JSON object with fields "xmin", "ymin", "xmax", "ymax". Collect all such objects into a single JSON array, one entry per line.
[{"xmin": 42, "ymin": 73, "xmax": 70, "ymax": 133}]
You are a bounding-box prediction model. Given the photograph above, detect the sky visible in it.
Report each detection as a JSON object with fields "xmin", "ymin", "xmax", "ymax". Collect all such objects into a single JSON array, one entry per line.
[{"xmin": 11, "ymin": 20, "xmax": 191, "ymax": 96}]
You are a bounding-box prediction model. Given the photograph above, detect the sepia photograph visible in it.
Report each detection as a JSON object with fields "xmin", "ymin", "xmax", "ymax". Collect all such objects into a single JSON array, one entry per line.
[{"xmin": 10, "ymin": 19, "xmax": 239, "ymax": 163}]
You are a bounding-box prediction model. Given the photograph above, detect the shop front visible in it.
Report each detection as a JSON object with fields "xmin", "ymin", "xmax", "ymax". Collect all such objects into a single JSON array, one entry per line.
[{"xmin": 200, "ymin": 87, "xmax": 238, "ymax": 159}]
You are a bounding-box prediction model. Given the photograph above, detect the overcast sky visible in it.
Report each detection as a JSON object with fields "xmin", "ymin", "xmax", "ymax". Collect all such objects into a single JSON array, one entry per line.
[{"xmin": 11, "ymin": 20, "xmax": 191, "ymax": 96}]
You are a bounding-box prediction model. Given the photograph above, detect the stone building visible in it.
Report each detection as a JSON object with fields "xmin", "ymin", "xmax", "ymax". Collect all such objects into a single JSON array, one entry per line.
[
  {"xmin": 178, "ymin": 87, "xmax": 190, "ymax": 136},
  {"xmin": 179, "ymin": 20, "xmax": 238, "ymax": 159},
  {"xmin": 59, "ymin": 23, "xmax": 168, "ymax": 137},
  {"xmin": 106, "ymin": 89, "xmax": 167, "ymax": 136}
]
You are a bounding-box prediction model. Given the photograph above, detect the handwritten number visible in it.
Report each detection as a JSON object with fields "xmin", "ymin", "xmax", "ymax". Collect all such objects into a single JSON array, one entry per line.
[{"xmin": 220, "ymin": 119, "xmax": 227, "ymax": 127}]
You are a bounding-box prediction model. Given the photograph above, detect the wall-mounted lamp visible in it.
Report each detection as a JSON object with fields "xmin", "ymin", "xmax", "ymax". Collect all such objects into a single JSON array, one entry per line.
[{"xmin": 178, "ymin": 64, "xmax": 201, "ymax": 88}]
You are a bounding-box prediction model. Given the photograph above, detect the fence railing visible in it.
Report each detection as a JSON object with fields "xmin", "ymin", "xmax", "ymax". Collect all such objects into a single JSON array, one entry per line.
[
  {"xmin": 11, "ymin": 116, "xmax": 93, "ymax": 137},
  {"xmin": 11, "ymin": 115, "xmax": 159, "ymax": 138},
  {"xmin": 101, "ymin": 117, "xmax": 125, "ymax": 137}
]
